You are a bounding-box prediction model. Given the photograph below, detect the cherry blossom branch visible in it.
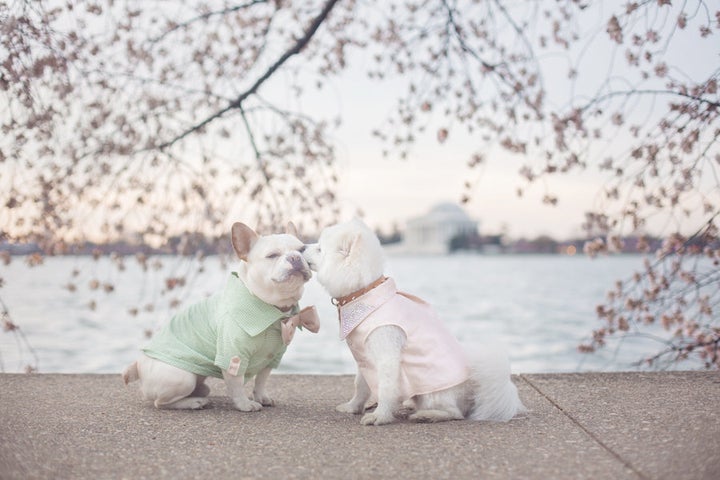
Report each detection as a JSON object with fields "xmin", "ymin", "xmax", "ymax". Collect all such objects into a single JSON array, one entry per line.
[
  {"xmin": 0, "ymin": 295, "xmax": 38, "ymax": 373},
  {"xmin": 152, "ymin": 0, "xmax": 341, "ymax": 152},
  {"xmin": 578, "ymin": 87, "xmax": 720, "ymax": 113},
  {"xmin": 149, "ymin": 0, "xmax": 270, "ymax": 44}
]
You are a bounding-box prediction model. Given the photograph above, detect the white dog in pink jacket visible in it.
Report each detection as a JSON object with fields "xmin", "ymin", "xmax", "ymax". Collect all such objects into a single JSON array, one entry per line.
[{"xmin": 303, "ymin": 219, "xmax": 526, "ymax": 426}]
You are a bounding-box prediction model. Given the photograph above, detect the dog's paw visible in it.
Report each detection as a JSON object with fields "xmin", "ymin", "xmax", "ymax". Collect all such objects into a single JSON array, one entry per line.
[
  {"xmin": 253, "ymin": 393, "xmax": 275, "ymax": 407},
  {"xmin": 157, "ymin": 397, "xmax": 209, "ymax": 410},
  {"xmin": 233, "ymin": 399, "xmax": 263, "ymax": 412},
  {"xmin": 395, "ymin": 405, "xmax": 415, "ymax": 419},
  {"xmin": 336, "ymin": 402, "xmax": 364, "ymax": 414},
  {"xmin": 409, "ymin": 409, "xmax": 463, "ymax": 423},
  {"xmin": 187, "ymin": 398, "xmax": 210, "ymax": 409},
  {"xmin": 360, "ymin": 411, "xmax": 395, "ymax": 426}
]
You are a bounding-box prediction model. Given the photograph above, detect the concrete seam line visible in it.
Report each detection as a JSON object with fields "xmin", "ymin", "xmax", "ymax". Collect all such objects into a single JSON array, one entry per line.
[{"xmin": 518, "ymin": 374, "xmax": 650, "ymax": 480}]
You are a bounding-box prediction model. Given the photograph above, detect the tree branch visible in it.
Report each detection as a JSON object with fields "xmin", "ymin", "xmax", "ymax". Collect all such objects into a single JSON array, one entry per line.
[
  {"xmin": 153, "ymin": 0, "xmax": 342, "ymax": 152},
  {"xmin": 579, "ymin": 88, "xmax": 720, "ymax": 113},
  {"xmin": 149, "ymin": 0, "xmax": 269, "ymax": 44}
]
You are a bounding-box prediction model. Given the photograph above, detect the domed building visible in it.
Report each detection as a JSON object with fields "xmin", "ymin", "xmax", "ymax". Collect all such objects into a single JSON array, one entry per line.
[{"xmin": 402, "ymin": 203, "xmax": 479, "ymax": 254}]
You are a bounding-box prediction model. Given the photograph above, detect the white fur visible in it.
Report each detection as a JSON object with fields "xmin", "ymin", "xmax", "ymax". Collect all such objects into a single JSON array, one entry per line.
[
  {"xmin": 122, "ymin": 223, "xmax": 311, "ymax": 410},
  {"xmin": 304, "ymin": 219, "xmax": 526, "ymax": 425},
  {"xmin": 240, "ymin": 232, "xmax": 311, "ymax": 309},
  {"xmin": 303, "ymin": 218, "xmax": 385, "ymax": 299}
]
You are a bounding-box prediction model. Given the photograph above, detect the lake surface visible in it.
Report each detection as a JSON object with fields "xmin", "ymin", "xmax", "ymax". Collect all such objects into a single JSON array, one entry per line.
[{"xmin": 0, "ymin": 253, "xmax": 693, "ymax": 374}]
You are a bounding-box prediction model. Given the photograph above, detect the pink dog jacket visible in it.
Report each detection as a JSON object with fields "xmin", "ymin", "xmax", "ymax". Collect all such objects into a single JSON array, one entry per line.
[{"xmin": 338, "ymin": 277, "xmax": 470, "ymax": 401}]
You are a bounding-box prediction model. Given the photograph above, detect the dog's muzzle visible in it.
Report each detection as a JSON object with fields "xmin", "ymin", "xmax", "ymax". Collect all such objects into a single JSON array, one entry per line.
[{"xmin": 276, "ymin": 253, "xmax": 311, "ymax": 282}]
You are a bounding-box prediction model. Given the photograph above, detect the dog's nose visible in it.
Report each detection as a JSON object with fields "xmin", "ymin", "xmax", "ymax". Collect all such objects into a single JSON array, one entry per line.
[{"xmin": 286, "ymin": 253, "xmax": 305, "ymax": 270}]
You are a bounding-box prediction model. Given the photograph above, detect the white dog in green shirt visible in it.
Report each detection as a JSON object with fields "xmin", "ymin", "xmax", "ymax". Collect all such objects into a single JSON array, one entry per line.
[{"xmin": 122, "ymin": 222, "xmax": 319, "ymax": 410}]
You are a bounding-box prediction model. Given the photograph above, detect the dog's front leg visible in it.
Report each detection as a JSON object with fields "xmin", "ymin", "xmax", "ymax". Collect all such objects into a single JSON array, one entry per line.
[
  {"xmin": 251, "ymin": 366, "xmax": 275, "ymax": 406},
  {"xmin": 223, "ymin": 370, "xmax": 263, "ymax": 412},
  {"xmin": 336, "ymin": 371, "xmax": 371, "ymax": 414},
  {"xmin": 361, "ymin": 326, "xmax": 405, "ymax": 426}
]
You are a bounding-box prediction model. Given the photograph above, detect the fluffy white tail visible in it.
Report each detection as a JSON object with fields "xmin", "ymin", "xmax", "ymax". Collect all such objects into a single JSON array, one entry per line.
[
  {"xmin": 122, "ymin": 361, "xmax": 139, "ymax": 385},
  {"xmin": 468, "ymin": 346, "xmax": 527, "ymax": 422}
]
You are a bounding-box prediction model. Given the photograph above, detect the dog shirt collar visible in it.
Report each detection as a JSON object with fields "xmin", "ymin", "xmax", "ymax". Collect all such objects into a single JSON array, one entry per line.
[
  {"xmin": 222, "ymin": 272, "xmax": 300, "ymax": 337},
  {"xmin": 336, "ymin": 277, "xmax": 397, "ymax": 339}
]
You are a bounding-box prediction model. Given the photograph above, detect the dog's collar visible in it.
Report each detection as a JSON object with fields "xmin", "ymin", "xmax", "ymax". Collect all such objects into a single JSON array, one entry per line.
[{"xmin": 331, "ymin": 276, "xmax": 388, "ymax": 307}]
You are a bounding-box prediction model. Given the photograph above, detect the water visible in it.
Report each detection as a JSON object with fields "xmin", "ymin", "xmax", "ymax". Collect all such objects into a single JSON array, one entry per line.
[{"xmin": 0, "ymin": 253, "xmax": 688, "ymax": 374}]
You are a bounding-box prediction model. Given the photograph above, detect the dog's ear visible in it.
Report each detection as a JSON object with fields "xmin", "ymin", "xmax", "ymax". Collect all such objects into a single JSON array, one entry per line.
[
  {"xmin": 231, "ymin": 222, "xmax": 259, "ymax": 261},
  {"xmin": 339, "ymin": 232, "xmax": 361, "ymax": 258},
  {"xmin": 286, "ymin": 221, "xmax": 299, "ymax": 238}
]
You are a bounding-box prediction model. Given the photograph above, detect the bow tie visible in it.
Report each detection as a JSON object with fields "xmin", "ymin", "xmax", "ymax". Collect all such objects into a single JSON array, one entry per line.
[{"xmin": 281, "ymin": 306, "xmax": 320, "ymax": 345}]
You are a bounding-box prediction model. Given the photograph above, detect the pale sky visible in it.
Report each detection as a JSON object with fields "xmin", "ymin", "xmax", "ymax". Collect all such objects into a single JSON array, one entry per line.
[
  {"xmin": 284, "ymin": 1, "xmax": 716, "ymax": 240},
  {"xmin": 298, "ymin": 53, "xmax": 605, "ymax": 240}
]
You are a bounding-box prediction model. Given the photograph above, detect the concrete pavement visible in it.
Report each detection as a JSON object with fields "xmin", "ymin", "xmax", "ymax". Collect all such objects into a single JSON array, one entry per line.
[{"xmin": 1, "ymin": 372, "xmax": 718, "ymax": 479}]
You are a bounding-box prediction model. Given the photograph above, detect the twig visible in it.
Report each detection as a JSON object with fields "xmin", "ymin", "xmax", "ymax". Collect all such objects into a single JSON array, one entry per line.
[
  {"xmin": 579, "ymin": 87, "xmax": 720, "ymax": 113},
  {"xmin": 0, "ymin": 295, "xmax": 39, "ymax": 373},
  {"xmin": 152, "ymin": 0, "xmax": 342, "ymax": 152},
  {"xmin": 149, "ymin": 0, "xmax": 269, "ymax": 44}
]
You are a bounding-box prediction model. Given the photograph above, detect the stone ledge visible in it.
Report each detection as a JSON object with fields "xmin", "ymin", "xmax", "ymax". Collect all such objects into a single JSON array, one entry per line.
[{"xmin": 0, "ymin": 372, "xmax": 718, "ymax": 479}]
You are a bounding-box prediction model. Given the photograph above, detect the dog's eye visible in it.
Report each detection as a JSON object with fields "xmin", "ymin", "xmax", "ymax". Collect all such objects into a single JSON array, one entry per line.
[
  {"xmin": 298, "ymin": 246, "xmax": 306, "ymax": 253},
  {"xmin": 266, "ymin": 252, "xmax": 281, "ymax": 259}
]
